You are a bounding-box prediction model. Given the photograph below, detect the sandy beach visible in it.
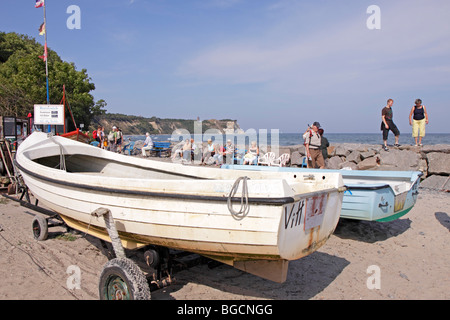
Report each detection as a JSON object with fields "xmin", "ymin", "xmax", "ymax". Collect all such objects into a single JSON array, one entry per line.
[{"xmin": 0, "ymin": 186, "xmax": 448, "ymax": 301}]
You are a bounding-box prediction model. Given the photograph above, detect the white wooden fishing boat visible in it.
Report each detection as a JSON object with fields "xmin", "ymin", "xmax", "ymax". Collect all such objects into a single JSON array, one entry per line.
[
  {"xmin": 222, "ymin": 165, "xmax": 422, "ymax": 222},
  {"xmin": 15, "ymin": 132, "xmax": 345, "ymax": 292}
]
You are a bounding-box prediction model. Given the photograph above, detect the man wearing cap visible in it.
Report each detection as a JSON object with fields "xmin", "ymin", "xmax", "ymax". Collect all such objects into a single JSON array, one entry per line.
[{"xmin": 302, "ymin": 122, "xmax": 325, "ymax": 169}]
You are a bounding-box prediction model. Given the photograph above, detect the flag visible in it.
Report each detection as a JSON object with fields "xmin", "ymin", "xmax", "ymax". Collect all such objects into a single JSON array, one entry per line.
[
  {"xmin": 35, "ymin": 0, "xmax": 44, "ymax": 8},
  {"xmin": 39, "ymin": 22, "xmax": 45, "ymax": 35},
  {"xmin": 39, "ymin": 43, "xmax": 48, "ymax": 62}
]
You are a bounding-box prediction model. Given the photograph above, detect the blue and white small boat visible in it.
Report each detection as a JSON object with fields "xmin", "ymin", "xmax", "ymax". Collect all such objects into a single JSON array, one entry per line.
[{"xmin": 222, "ymin": 165, "xmax": 422, "ymax": 222}]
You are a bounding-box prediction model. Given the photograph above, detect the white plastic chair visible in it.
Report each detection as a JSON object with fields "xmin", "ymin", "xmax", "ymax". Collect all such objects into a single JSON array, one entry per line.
[
  {"xmin": 271, "ymin": 153, "xmax": 290, "ymax": 167},
  {"xmin": 257, "ymin": 152, "xmax": 275, "ymax": 166}
]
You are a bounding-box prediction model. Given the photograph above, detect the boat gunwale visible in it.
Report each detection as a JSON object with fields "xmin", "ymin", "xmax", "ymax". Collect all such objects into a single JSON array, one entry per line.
[
  {"xmin": 345, "ymin": 184, "xmax": 391, "ymax": 191},
  {"xmin": 15, "ymin": 159, "xmax": 303, "ymax": 205}
]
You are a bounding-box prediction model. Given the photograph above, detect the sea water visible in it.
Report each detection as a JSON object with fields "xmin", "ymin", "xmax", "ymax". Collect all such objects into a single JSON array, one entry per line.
[{"xmin": 125, "ymin": 132, "xmax": 449, "ymax": 146}]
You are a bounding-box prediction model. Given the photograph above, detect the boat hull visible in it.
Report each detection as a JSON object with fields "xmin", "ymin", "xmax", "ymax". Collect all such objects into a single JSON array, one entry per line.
[
  {"xmin": 222, "ymin": 165, "xmax": 422, "ymax": 222},
  {"xmin": 60, "ymin": 129, "xmax": 90, "ymax": 144},
  {"xmin": 15, "ymin": 132, "xmax": 345, "ymax": 282}
]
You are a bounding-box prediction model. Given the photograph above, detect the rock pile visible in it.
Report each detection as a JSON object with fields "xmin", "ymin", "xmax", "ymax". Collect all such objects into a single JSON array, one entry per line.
[{"xmin": 276, "ymin": 143, "xmax": 450, "ymax": 191}]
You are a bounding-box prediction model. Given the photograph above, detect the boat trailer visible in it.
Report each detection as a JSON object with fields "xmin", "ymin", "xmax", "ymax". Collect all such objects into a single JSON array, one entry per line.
[{"xmin": 2, "ymin": 185, "xmax": 216, "ymax": 300}]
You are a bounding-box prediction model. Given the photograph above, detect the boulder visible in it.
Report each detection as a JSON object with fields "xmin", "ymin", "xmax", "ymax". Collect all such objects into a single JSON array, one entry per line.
[
  {"xmin": 360, "ymin": 150, "xmax": 376, "ymax": 160},
  {"xmin": 427, "ymin": 152, "xmax": 450, "ymax": 175},
  {"xmin": 357, "ymin": 156, "xmax": 379, "ymax": 170},
  {"xmin": 338, "ymin": 161, "xmax": 358, "ymax": 170},
  {"xmin": 327, "ymin": 146, "xmax": 335, "ymax": 158},
  {"xmin": 327, "ymin": 156, "xmax": 344, "ymax": 169},
  {"xmin": 277, "ymin": 147, "xmax": 291, "ymax": 158},
  {"xmin": 288, "ymin": 144, "xmax": 306, "ymax": 156},
  {"xmin": 421, "ymin": 144, "xmax": 450, "ymax": 154},
  {"xmin": 420, "ymin": 175, "xmax": 450, "ymax": 190},
  {"xmin": 290, "ymin": 151, "xmax": 304, "ymax": 166},
  {"xmin": 378, "ymin": 149, "xmax": 420, "ymax": 171},
  {"xmin": 347, "ymin": 151, "xmax": 362, "ymax": 164},
  {"xmin": 334, "ymin": 146, "xmax": 350, "ymax": 157}
]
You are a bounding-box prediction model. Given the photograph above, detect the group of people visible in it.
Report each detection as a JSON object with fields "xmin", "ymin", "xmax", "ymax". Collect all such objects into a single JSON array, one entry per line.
[
  {"xmin": 93, "ymin": 125, "xmax": 124, "ymax": 152},
  {"xmin": 170, "ymin": 138, "xmax": 260, "ymax": 166},
  {"xmin": 302, "ymin": 98, "xmax": 429, "ymax": 169},
  {"xmin": 172, "ymin": 138, "xmax": 244, "ymax": 166},
  {"xmin": 92, "ymin": 98, "xmax": 429, "ymax": 169},
  {"xmin": 381, "ymin": 98, "xmax": 429, "ymax": 151}
]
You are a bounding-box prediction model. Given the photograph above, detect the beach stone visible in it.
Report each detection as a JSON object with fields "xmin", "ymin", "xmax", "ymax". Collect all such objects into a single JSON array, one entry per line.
[
  {"xmin": 427, "ymin": 152, "xmax": 450, "ymax": 175},
  {"xmin": 378, "ymin": 149, "xmax": 420, "ymax": 171},
  {"xmin": 279, "ymin": 147, "xmax": 291, "ymax": 156},
  {"xmin": 290, "ymin": 151, "xmax": 303, "ymax": 166},
  {"xmin": 357, "ymin": 156, "xmax": 379, "ymax": 170},
  {"xmin": 327, "ymin": 146, "xmax": 335, "ymax": 157},
  {"xmin": 339, "ymin": 161, "xmax": 358, "ymax": 170},
  {"xmin": 420, "ymin": 175, "xmax": 450, "ymax": 190},
  {"xmin": 360, "ymin": 150, "xmax": 376, "ymax": 160},
  {"xmin": 294, "ymin": 144, "xmax": 306, "ymax": 155},
  {"xmin": 421, "ymin": 144, "xmax": 450, "ymax": 154},
  {"xmin": 347, "ymin": 151, "xmax": 362, "ymax": 164},
  {"xmin": 327, "ymin": 156, "xmax": 344, "ymax": 169},
  {"xmin": 334, "ymin": 146, "xmax": 350, "ymax": 157}
]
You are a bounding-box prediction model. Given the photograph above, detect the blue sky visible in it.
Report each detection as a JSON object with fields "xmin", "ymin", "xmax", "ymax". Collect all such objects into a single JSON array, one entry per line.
[{"xmin": 1, "ymin": 0, "xmax": 449, "ymax": 133}]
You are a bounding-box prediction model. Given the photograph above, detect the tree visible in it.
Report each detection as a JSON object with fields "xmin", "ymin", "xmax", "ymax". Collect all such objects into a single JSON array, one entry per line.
[{"xmin": 0, "ymin": 32, "xmax": 106, "ymax": 129}]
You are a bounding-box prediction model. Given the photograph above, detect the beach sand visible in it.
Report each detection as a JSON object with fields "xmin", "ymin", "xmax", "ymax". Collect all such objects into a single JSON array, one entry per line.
[{"xmin": 0, "ymin": 188, "xmax": 448, "ymax": 300}]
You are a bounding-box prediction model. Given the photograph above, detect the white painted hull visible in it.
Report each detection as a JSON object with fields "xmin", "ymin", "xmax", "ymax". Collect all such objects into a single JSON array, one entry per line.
[
  {"xmin": 223, "ymin": 165, "xmax": 422, "ymax": 222},
  {"xmin": 16, "ymin": 132, "xmax": 345, "ymax": 282}
]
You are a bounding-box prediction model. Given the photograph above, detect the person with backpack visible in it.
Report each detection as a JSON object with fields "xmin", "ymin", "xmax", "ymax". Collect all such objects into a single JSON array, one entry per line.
[{"xmin": 302, "ymin": 122, "xmax": 325, "ymax": 169}]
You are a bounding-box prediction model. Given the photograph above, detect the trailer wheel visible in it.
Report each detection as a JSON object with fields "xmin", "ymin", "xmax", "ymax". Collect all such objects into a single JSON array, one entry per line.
[
  {"xmin": 99, "ymin": 258, "xmax": 151, "ymax": 300},
  {"xmin": 32, "ymin": 215, "xmax": 48, "ymax": 241}
]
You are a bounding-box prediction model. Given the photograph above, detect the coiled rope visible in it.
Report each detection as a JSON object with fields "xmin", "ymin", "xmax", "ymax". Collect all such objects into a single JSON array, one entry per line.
[{"xmin": 227, "ymin": 176, "xmax": 250, "ymax": 220}]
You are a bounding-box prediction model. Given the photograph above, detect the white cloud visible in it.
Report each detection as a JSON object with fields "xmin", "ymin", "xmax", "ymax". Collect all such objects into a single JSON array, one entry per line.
[{"xmin": 178, "ymin": 1, "xmax": 450, "ymax": 96}]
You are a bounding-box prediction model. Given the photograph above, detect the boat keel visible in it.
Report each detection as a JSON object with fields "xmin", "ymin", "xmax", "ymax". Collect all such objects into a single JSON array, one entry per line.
[{"xmin": 234, "ymin": 259, "xmax": 289, "ymax": 283}]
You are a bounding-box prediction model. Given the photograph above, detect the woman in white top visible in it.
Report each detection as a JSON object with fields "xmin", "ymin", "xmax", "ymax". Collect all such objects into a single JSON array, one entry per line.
[{"xmin": 243, "ymin": 141, "xmax": 259, "ymax": 165}]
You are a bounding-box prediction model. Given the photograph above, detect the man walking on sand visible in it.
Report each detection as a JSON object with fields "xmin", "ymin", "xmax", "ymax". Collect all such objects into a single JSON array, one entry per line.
[{"xmin": 381, "ymin": 98, "xmax": 400, "ymax": 151}]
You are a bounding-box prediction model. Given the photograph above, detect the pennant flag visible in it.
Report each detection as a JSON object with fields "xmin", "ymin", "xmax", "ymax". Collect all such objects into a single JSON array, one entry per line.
[
  {"xmin": 39, "ymin": 22, "xmax": 45, "ymax": 35},
  {"xmin": 35, "ymin": 0, "xmax": 44, "ymax": 8},
  {"xmin": 39, "ymin": 43, "xmax": 48, "ymax": 62}
]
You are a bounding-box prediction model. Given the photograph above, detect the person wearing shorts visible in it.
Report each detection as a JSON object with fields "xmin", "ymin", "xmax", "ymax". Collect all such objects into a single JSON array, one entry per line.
[
  {"xmin": 409, "ymin": 99, "xmax": 429, "ymax": 146},
  {"xmin": 381, "ymin": 99, "xmax": 400, "ymax": 151}
]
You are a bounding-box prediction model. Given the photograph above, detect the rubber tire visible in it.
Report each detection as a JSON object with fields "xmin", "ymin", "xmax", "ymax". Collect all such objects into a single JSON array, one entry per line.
[
  {"xmin": 99, "ymin": 258, "xmax": 151, "ymax": 300},
  {"xmin": 32, "ymin": 215, "xmax": 48, "ymax": 241}
]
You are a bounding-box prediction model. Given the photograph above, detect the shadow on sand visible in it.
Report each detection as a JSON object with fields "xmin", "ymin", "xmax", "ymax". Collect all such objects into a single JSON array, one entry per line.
[
  {"xmin": 435, "ymin": 212, "xmax": 450, "ymax": 231},
  {"xmin": 151, "ymin": 251, "xmax": 349, "ymax": 300},
  {"xmin": 333, "ymin": 217, "xmax": 411, "ymax": 243}
]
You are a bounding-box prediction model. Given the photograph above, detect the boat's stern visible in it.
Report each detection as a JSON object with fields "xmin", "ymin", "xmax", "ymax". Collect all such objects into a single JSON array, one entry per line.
[{"xmin": 277, "ymin": 186, "xmax": 343, "ymax": 261}]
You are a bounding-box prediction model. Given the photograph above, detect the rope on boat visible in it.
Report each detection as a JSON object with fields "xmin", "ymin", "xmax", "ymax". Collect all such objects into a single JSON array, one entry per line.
[
  {"xmin": 48, "ymin": 134, "xmax": 66, "ymax": 171},
  {"xmin": 227, "ymin": 176, "xmax": 250, "ymax": 220}
]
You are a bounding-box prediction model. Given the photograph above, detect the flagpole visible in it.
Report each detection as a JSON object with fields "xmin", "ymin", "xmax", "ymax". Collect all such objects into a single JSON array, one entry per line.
[
  {"xmin": 43, "ymin": 1, "xmax": 49, "ymax": 105},
  {"xmin": 42, "ymin": 1, "xmax": 51, "ymax": 132}
]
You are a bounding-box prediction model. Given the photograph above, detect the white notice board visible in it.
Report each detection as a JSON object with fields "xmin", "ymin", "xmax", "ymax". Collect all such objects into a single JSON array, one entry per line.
[{"xmin": 34, "ymin": 105, "xmax": 64, "ymax": 125}]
